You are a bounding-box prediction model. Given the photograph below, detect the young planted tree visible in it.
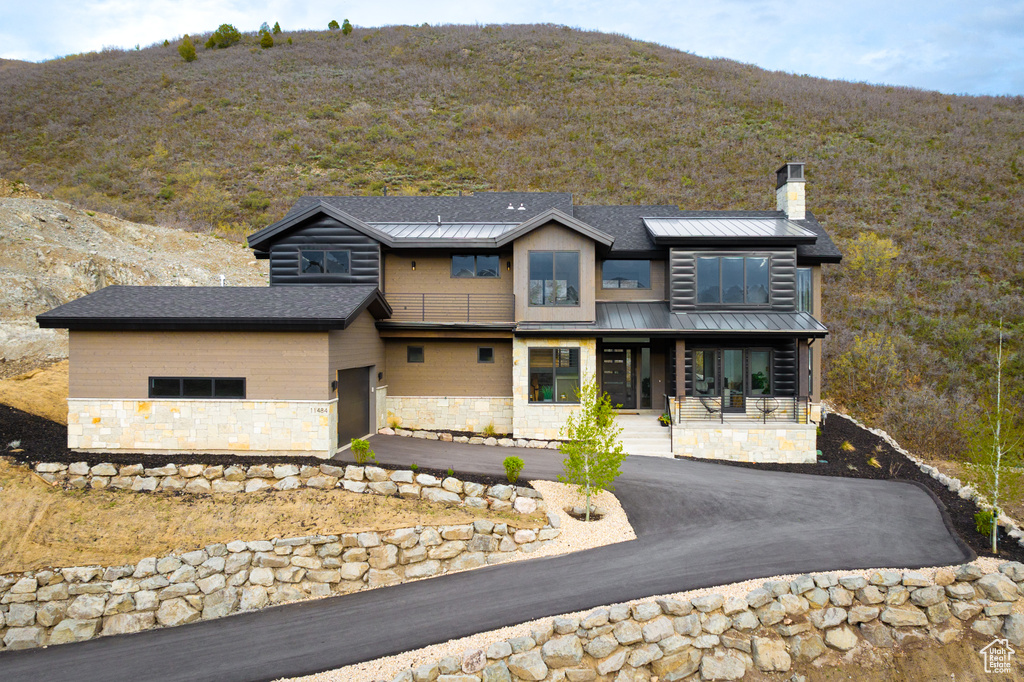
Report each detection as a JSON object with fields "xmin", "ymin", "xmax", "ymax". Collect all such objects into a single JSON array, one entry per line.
[
  {"xmin": 960, "ymin": 320, "xmax": 1024, "ymax": 554},
  {"xmin": 558, "ymin": 380, "xmax": 628, "ymax": 522}
]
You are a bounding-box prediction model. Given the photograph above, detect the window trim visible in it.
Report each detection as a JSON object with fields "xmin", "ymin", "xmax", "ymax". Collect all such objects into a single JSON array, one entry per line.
[
  {"xmin": 298, "ymin": 247, "xmax": 352, "ymax": 276},
  {"xmin": 407, "ymin": 346, "xmax": 424, "ymax": 363},
  {"xmin": 148, "ymin": 377, "xmax": 246, "ymax": 399},
  {"xmin": 528, "ymin": 347, "xmax": 581, "ymax": 404},
  {"xmin": 695, "ymin": 254, "xmax": 772, "ymax": 308},
  {"xmin": 477, "ymin": 346, "xmax": 495, "ymax": 363},
  {"xmin": 451, "ymin": 254, "xmax": 501, "ymax": 279},
  {"xmin": 528, "ymin": 250, "xmax": 581, "ymax": 307},
  {"xmin": 601, "ymin": 259, "xmax": 652, "ymax": 290}
]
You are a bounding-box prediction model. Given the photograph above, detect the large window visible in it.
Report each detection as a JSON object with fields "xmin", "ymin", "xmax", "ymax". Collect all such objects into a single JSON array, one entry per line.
[
  {"xmin": 300, "ymin": 249, "xmax": 350, "ymax": 275},
  {"xmin": 796, "ymin": 268, "xmax": 813, "ymax": 313},
  {"xmin": 696, "ymin": 256, "xmax": 770, "ymax": 305},
  {"xmin": 529, "ymin": 348, "xmax": 579, "ymax": 403},
  {"xmin": 602, "ymin": 260, "xmax": 651, "ymax": 289},
  {"xmin": 691, "ymin": 349, "xmax": 773, "ymax": 397},
  {"xmin": 149, "ymin": 377, "xmax": 245, "ymax": 399},
  {"xmin": 529, "ymin": 251, "xmax": 579, "ymax": 306},
  {"xmin": 452, "ymin": 255, "xmax": 499, "ymax": 278}
]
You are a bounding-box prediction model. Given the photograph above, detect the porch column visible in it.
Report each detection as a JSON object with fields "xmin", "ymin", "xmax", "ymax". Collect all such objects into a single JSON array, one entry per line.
[
  {"xmin": 674, "ymin": 339, "xmax": 686, "ymax": 398},
  {"xmin": 797, "ymin": 339, "xmax": 810, "ymax": 397}
]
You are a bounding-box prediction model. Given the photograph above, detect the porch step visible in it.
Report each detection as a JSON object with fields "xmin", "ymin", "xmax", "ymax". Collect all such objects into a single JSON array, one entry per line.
[{"xmin": 615, "ymin": 411, "xmax": 673, "ymax": 458}]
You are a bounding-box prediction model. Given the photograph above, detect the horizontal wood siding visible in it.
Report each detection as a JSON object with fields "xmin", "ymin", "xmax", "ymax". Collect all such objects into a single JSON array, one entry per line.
[
  {"xmin": 69, "ymin": 331, "xmax": 329, "ymax": 400},
  {"xmin": 385, "ymin": 339, "xmax": 512, "ymax": 396},
  {"xmin": 597, "ymin": 260, "xmax": 667, "ymax": 302},
  {"xmin": 384, "ymin": 253, "xmax": 513, "ymax": 295},
  {"xmin": 513, "ymin": 223, "xmax": 596, "ymax": 322},
  {"xmin": 268, "ymin": 215, "xmax": 379, "ymax": 285},
  {"xmin": 670, "ymin": 248, "xmax": 797, "ymax": 312},
  {"xmin": 328, "ymin": 310, "xmax": 385, "ymax": 385}
]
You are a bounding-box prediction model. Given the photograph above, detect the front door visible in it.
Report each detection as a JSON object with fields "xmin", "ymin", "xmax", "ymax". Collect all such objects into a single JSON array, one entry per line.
[{"xmin": 602, "ymin": 347, "xmax": 635, "ymax": 409}]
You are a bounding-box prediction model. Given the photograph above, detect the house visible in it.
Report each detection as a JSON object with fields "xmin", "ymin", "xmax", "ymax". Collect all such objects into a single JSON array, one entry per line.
[{"xmin": 37, "ymin": 162, "xmax": 841, "ymax": 462}]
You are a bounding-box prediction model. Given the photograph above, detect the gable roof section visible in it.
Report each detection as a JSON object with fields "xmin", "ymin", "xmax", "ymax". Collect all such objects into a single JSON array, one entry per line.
[
  {"xmin": 493, "ymin": 208, "xmax": 614, "ymax": 247},
  {"xmin": 36, "ymin": 285, "xmax": 391, "ymax": 332},
  {"xmin": 247, "ymin": 201, "xmax": 395, "ymax": 253}
]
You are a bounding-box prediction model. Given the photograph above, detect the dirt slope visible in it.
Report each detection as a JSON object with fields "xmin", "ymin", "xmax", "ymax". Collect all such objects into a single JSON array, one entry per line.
[{"xmin": 0, "ymin": 181, "xmax": 268, "ymax": 378}]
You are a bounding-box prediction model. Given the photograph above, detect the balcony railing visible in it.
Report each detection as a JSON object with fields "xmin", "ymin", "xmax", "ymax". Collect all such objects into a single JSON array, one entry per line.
[
  {"xmin": 676, "ymin": 395, "xmax": 810, "ymax": 424},
  {"xmin": 385, "ymin": 293, "xmax": 515, "ymax": 323}
]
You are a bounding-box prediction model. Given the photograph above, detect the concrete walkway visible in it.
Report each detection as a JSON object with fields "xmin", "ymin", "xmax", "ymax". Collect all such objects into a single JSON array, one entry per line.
[{"xmin": 0, "ymin": 436, "xmax": 972, "ymax": 682}]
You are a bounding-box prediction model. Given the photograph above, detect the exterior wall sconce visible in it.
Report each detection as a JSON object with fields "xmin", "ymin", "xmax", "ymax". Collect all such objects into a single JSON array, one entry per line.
[
  {"xmin": 378, "ymin": 371, "xmax": 384, "ymax": 381},
  {"xmin": 331, "ymin": 380, "xmax": 338, "ymax": 392},
  {"xmin": 507, "ymin": 261, "xmax": 511, "ymax": 271},
  {"xmin": 411, "ymin": 261, "xmax": 416, "ymax": 271}
]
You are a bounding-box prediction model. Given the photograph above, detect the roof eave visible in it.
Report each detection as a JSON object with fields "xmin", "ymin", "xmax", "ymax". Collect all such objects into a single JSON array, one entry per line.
[
  {"xmin": 247, "ymin": 201, "xmax": 396, "ymax": 250},
  {"xmin": 495, "ymin": 208, "xmax": 614, "ymax": 247}
]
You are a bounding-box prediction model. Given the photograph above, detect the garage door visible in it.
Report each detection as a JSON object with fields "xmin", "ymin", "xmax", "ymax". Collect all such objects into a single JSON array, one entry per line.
[{"xmin": 337, "ymin": 367, "xmax": 371, "ymax": 448}]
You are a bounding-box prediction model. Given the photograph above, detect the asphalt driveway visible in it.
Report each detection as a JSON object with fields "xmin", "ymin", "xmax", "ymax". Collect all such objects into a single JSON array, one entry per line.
[{"xmin": 0, "ymin": 436, "xmax": 972, "ymax": 682}]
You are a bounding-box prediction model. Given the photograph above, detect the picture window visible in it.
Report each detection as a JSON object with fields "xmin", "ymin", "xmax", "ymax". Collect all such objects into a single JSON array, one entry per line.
[{"xmin": 528, "ymin": 348, "xmax": 580, "ymax": 403}]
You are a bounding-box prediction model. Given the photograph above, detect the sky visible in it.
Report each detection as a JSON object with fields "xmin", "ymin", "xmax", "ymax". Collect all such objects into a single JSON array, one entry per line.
[{"xmin": 1, "ymin": 1, "xmax": 1022, "ymax": 97}]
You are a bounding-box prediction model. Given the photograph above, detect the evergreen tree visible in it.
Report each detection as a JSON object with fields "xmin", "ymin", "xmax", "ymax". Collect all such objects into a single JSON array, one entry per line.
[
  {"xmin": 178, "ymin": 36, "xmax": 197, "ymax": 62},
  {"xmin": 206, "ymin": 24, "xmax": 242, "ymax": 49},
  {"xmin": 328, "ymin": 19, "xmax": 340, "ymax": 30},
  {"xmin": 260, "ymin": 32, "xmax": 274, "ymax": 49},
  {"xmin": 342, "ymin": 19, "xmax": 353, "ymax": 35},
  {"xmin": 272, "ymin": 22, "xmax": 282, "ymax": 35}
]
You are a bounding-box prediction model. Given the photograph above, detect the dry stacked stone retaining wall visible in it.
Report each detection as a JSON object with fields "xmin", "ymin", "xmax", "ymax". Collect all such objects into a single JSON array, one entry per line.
[
  {"xmin": 386, "ymin": 563, "xmax": 1024, "ymax": 682},
  {"xmin": 379, "ymin": 427, "xmax": 564, "ymax": 451},
  {"xmin": 0, "ymin": 517, "xmax": 562, "ymax": 652},
  {"xmin": 30, "ymin": 461, "xmax": 546, "ymax": 514}
]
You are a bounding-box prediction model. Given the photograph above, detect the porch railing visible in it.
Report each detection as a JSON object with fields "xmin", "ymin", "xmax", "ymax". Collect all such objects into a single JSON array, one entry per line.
[
  {"xmin": 677, "ymin": 395, "xmax": 810, "ymax": 424},
  {"xmin": 385, "ymin": 293, "xmax": 515, "ymax": 323}
]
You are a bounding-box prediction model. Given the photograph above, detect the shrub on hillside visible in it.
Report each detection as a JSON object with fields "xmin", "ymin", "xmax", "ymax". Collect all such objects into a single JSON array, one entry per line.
[
  {"xmin": 178, "ymin": 36, "xmax": 197, "ymax": 62},
  {"xmin": 342, "ymin": 19, "xmax": 353, "ymax": 36},
  {"xmin": 272, "ymin": 22, "xmax": 282, "ymax": 35},
  {"xmin": 328, "ymin": 20, "xmax": 340, "ymax": 30},
  {"xmin": 260, "ymin": 32, "xmax": 274, "ymax": 49},
  {"xmin": 205, "ymin": 24, "xmax": 241, "ymax": 49}
]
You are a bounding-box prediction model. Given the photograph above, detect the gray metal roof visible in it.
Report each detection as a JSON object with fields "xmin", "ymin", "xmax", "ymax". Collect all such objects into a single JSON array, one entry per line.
[
  {"xmin": 515, "ymin": 302, "xmax": 828, "ymax": 337},
  {"xmin": 643, "ymin": 217, "xmax": 817, "ymax": 241},
  {"xmin": 36, "ymin": 285, "xmax": 391, "ymax": 331},
  {"xmin": 279, "ymin": 193, "xmax": 573, "ymax": 225},
  {"xmin": 371, "ymin": 222, "xmax": 518, "ymax": 241}
]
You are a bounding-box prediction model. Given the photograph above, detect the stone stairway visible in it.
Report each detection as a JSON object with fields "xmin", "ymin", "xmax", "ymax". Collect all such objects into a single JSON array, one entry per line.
[{"xmin": 615, "ymin": 410, "xmax": 674, "ymax": 458}]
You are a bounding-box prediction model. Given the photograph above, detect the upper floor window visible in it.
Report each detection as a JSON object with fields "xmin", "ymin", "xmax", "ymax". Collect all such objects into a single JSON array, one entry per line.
[
  {"xmin": 529, "ymin": 251, "xmax": 579, "ymax": 306},
  {"xmin": 301, "ymin": 249, "xmax": 350, "ymax": 275},
  {"xmin": 796, "ymin": 268, "xmax": 813, "ymax": 313},
  {"xmin": 452, "ymin": 255, "xmax": 499, "ymax": 278},
  {"xmin": 602, "ymin": 260, "xmax": 651, "ymax": 289},
  {"xmin": 149, "ymin": 377, "xmax": 245, "ymax": 399},
  {"xmin": 696, "ymin": 256, "xmax": 769, "ymax": 305}
]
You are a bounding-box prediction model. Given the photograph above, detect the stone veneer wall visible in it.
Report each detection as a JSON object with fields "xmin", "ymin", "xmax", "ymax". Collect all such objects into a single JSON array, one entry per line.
[
  {"xmin": 385, "ymin": 396, "xmax": 514, "ymax": 434},
  {"xmin": 512, "ymin": 337, "xmax": 597, "ymax": 441},
  {"xmin": 386, "ymin": 563, "xmax": 1024, "ymax": 682},
  {"xmin": 67, "ymin": 398, "xmax": 338, "ymax": 459},
  {"xmin": 1, "ymin": 460, "xmax": 559, "ymax": 652},
  {"xmin": 672, "ymin": 424, "xmax": 818, "ymax": 464}
]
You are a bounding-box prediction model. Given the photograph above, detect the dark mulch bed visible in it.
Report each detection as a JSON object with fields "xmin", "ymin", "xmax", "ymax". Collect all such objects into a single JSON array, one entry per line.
[
  {"xmin": 0, "ymin": 404, "xmax": 523, "ymax": 489},
  {"xmin": 690, "ymin": 413, "xmax": 1024, "ymax": 564}
]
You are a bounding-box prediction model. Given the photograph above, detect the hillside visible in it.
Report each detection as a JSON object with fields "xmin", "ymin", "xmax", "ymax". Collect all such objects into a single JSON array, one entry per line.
[
  {"xmin": 1, "ymin": 24, "xmax": 1022, "ymax": 459},
  {"xmin": 0, "ymin": 184, "xmax": 267, "ymax": 378}
]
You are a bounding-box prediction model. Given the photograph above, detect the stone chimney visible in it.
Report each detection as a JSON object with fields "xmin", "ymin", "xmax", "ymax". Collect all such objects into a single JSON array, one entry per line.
[{"xmin": 775, "ymin": 162, "xmax": 805, "ymax": 220}]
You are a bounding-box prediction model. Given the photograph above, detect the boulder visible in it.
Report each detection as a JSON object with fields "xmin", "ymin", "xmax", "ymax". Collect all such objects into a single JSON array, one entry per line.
[
  {"xmin": 4, "ymin": 627, "xmax": 45, "ymax": 650},
  {"xmin": 909, "ymin": 586, "xmax": 944, "ymax": 607},
  {"xmin": 847, "ymin": 605, "xmax": 880, "ymax": 625},
  {"xmin": 999, "ymin": 561, "xmax": 1024, "ymax": 582},
  {"xmin": 975, "ymin": 573, "xmax": 1019, "ymax": 601},
  {"xmin": 1003, "ymin": 614, "xmax": 1024, "ymax": 646},
  {"xmin": 880, "ymin": 604, "xmax": 928, "ymax": 627},
  {"xmin": 202, "ymin": 587, "xmax": 239, "ymax": 620},
  {"xmin": 67, "ymin": 594, "xmax": 106, "ymax": 620},
  {"xmin": 239, "ymin": 586, "xmax": 269, "ymax": 611},
  {"xmin": 824, "ymin": 625, "xmax": 858, "ymax": 651},
  {"xmin": 506, "ymin": 650, "xmax": 548, "ymax": 680},
  {"xmin": 752, "ymin": 636, "xmax": 791, "ymax": 671},
  {"xmin": 541, "ymin": 635, "xmax": 584, "ymax": 667},
  {"xmin": 859, "ymin": 621, "xmax": 894, "ymax": 648},
  {"xmin": 101, "ymin": 612, "xmax": 154, "ymax": 636},
  {"xmin": 642, "ymin": 615, "xmax": 675, "ymax": 642},
  {"xmin": 699, "ymin": 650, "xmax": 746, "ymax": 680},
  {"xmin": 691, "ymin": 594, "xmax": 724, "ymax": 612},
  {"xmin": 49, "ymin": 618, "xmax": 99, "ymax": 643},
  {"xmin": 652, "ymin": 647, "xmax": 702, "ymax": 679},
  {"xmin": 787, "ymin": 632, "xmax": 827, "ymax": 660},
  {"xmin": 156, "ymin": 598, "xmax": 200, "ymax": 626}
]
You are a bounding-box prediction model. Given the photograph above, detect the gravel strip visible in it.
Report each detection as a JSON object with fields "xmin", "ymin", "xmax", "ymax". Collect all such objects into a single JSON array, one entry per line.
[{"xmin": 277, "ymin": 554, "xmax": 1008, "ymax": 682}]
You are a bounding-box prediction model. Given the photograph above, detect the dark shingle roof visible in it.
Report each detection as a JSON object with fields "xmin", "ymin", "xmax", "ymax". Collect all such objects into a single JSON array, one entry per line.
[
  {"xmin": 36, "ymin": 285, "xmax": 390, "ymax": 331},
  {"xmin": 571, "ymin": 205, "xmax": 685, "ymax": 254},
  {"xmin": 283, "ymin": 192, "xmax": 573, "ymax": 224}
]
